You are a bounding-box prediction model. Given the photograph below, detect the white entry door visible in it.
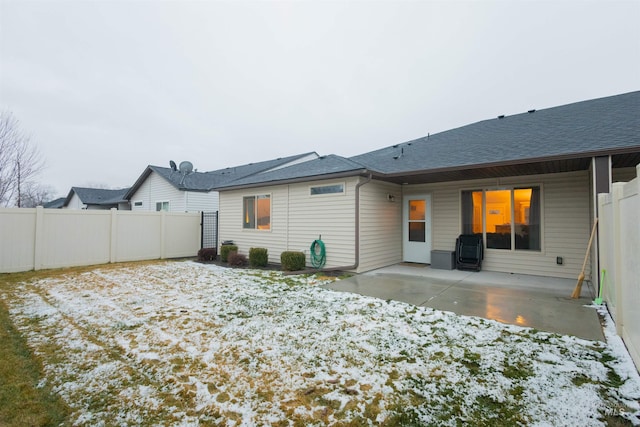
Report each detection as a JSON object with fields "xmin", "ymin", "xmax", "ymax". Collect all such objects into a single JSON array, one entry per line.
[{"xmin": 402, "ymin": 195, "xmax": 432, "ymax": 263}]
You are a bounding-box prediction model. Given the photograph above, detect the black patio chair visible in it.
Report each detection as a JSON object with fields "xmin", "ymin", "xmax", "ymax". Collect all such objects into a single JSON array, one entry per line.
[{"xmin": 455, "ymin": 234, "xmax": 484, "ymax": 271}]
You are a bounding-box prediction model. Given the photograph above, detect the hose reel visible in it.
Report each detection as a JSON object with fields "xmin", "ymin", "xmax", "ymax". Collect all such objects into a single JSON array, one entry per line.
[{"xmin": 310, "ymin": 235, "xmax": 326, "ymax": 269}]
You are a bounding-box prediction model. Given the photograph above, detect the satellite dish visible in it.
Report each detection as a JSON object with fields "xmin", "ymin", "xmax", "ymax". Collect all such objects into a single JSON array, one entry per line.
[
  {"xmin": 179, "ymin": 161, "xmax": 194, "ymax": 174},
  {"xmin": 169, "ymin": 160, "xmax": 177, "ymax": 171}
]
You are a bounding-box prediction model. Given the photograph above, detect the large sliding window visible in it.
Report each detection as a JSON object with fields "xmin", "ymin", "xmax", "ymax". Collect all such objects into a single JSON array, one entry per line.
[
  {"xmin": 243, "ymin": 195, "xmax": 271, "ymax": 230},
  {"xmin": 462, "ymin": 187, "xmax": 540, "ymax": 251}
]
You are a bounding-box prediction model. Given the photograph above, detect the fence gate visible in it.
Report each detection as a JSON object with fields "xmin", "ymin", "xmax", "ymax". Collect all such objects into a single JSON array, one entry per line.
[{"xmin": 201, "ymin": 211, "xmax": 219, "ymax": 249}]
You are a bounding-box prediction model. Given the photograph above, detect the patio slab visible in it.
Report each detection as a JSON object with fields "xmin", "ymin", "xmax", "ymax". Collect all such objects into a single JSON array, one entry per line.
[{"xmin": 324, "ymin": 264, "xmax": 604, "ymax": 341}]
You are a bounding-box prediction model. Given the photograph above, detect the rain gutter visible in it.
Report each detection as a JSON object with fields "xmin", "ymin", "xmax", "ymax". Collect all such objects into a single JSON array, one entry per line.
[{"xmin": 321, "ymin": 172, "xmax": 372, "ymax": 273}]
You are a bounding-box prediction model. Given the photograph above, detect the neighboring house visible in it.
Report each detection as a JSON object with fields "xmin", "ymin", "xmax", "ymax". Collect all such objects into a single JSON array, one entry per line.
[
  {"xmin": 215, "ymin": 91, "xmax": 640, "ymax": 281},
  {"xmin": 63, "ymin": 187, "xmax": 131, "ymax": 210},
  {"xmin": 124, "ymin": 152, "xmax": 319, "ymax": 212},
  {"xmin": 43, "ymin": 197, "xmax": 66, "ymax": 209}
]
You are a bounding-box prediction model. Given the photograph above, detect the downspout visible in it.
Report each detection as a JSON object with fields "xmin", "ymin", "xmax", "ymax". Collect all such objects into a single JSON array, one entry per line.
[{"xmin": 322, "ymin": 172, "xmax": 372, "ymax": 272}]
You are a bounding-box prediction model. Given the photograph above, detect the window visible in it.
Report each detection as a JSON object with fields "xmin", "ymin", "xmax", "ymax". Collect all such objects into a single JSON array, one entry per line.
[
  {"xmin": 408, "ymin": 199, "xmax": 426, "ymax": 242},
  {"xmin": 134, "ymin": 201, "xmax": 143, "ymax": 207},
  {"xmin": 310, "ymin": 183, "xmax": 344, "ymax": 195},
  {"xmin": 155, "ymin": 201, "xmax": 169, "ymax": 212},
  {"xmin": 462, "ymin": 187, "xmax": 540, "ymax": 251},
  {"xmin": 243, "ymin": 195, "xmax": 270, "ymax": 230}
]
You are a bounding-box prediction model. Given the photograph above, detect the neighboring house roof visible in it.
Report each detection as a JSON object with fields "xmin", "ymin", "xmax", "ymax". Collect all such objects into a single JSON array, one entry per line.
[
  {"xmin": 64, "ymin": 187, "xmax": 130, "ymax": 207},
  {"xmin": 124, "ymin": 152, "xmax": 318, "ymax": 199},
  {"xmin": 216, "ymin": 91, "xmax": 640, "ymax": 189},
  {"xmin": 43, "ymin": 197, "xmax": 66, "ymax": 209}
]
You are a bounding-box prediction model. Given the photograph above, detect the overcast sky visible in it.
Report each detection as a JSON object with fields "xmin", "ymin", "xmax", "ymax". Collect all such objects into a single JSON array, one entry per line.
[{"xmin": 1, "ymin": 0, "xmax": 639, "ymax": 198}]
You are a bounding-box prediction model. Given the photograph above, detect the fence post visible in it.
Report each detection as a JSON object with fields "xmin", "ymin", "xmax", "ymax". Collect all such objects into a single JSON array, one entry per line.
[
  {"xmin": 611, "ymin": 183, "xmax": 624, "ymax": 336},
  {"xmin": 110, "ymin": 208, "xmax": 118, "ymax": 264},
  {"xmin": 200, "ymin": 211, "xmax": 204, "ymax": 249},
  {"xmin": 160, "ymin": 210, "xmax": 166, "ymax": 259},
  {"xmin": 33, "ymin": 206, "xmax": 44, "ymax": 271}
]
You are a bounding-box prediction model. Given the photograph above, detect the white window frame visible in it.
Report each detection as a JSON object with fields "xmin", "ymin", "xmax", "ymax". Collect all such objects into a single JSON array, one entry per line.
[
  {"xmin": 243, "ymin": 194, "xmax": 271, "ymax": 231},
  {"xmin": 155, "ymin": 201, "xmax": 170, "ymax": 212},
  {"xmin": 133, "ymin": 200, "xmax": 143, "ymax": 208},
  {"xmin": 309, "ymin": 182, "xmax": 345, "ymax": 196}
]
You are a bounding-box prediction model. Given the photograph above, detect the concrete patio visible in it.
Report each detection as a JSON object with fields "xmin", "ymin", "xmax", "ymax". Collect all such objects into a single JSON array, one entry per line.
[{"xmin": 325, "ymin": 264, "xmax": 605, "ymax": 341}]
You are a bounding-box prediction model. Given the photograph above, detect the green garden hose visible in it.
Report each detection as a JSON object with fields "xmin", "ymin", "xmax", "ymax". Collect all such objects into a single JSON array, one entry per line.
[{"xmin": 310, "ymin": 238, "xmax": 326, "ymax": 269}]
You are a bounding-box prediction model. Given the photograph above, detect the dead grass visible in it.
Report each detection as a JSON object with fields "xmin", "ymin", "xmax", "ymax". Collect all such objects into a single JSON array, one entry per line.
[
  {"xmin": 2, "ymin": 261, "xmax": 638, "ymax": 426},
  {"xmin": 0, "ymin": 298, "xmax": 69, "ymax": 426},
  {"xmin": 0, "ymin": 260, "xmax": 176, "ymax": 426}
]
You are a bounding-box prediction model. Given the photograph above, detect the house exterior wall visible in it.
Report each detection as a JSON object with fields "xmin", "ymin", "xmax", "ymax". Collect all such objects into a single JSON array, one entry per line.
[
  {"xmin": 220, "ymin": 170, "xmax": 594, "ymax": 279},
  {"xmin": 185, "ymin": 190, "xmax": 218, "ymax": 212},
  {"xmin": 130, "ymin": 171, "xmax": 217, "ymax": 212},
  {"xmin": 64, "ymin": 192, "xmax": 86, "ymax": 209},
  {"xmin": 358, "ymin": 180, "xmax": 402, "ymax": 272},
  {"xmin": 219, "ymin": 177, "xmax": 360, "ymax": 268},
  {"xmin": 404, "ymin": 170, "xmax": 592, "ymax": 280},
  {"xmin": 130, "ymin": 172, "xmax": 184, "ymax": 211}
]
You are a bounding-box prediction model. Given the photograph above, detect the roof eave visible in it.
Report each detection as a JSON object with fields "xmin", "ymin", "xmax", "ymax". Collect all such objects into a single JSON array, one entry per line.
[
  {"xmin": 382, "ymin": 147, "xmax": 640, "ymax": 179},
  {"xmin": 216, "ymin": 169, "xmax": 370, "ymax": 192}
]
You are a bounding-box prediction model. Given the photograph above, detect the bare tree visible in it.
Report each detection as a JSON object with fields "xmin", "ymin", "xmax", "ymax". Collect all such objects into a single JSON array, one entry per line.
[
  {"xmin": 19, "ymin": 183, "xmax": 57, "ymax": 208},
  {"xmin": 0, "ymin": 111, "xmax": 45, "ymax": 207}
]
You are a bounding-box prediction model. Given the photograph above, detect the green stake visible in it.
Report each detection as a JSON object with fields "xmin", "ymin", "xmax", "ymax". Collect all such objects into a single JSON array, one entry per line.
[{"xmin": 593, "ymin": 269, "xmax": 606, "ymax": 305}]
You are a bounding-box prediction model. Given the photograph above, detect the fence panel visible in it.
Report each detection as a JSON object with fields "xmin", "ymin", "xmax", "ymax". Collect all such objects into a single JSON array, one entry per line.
[
  {"xmin": 598, "ymin": 164, "xmax": 640, "ymax": 371},
  {"xmin": 113, "ymin": 211, "xmax": 163, "ymax": 262},
  {"xmin": 619, "ymin": 171, "xmax": 639, "ymax": 370},
  {"xmin": 0, "ymin": 208, "xmax": 37, "ymax": 273},
  {"xmin": 0, "ymin": 207, "xmax": 201, "ymax": 273},
  {"xmin": 165, "ymin": 212, "xmax": 202, "ymax": 258},
  {"xmin": 40, "ymin": 209, "xmax": 112, "ymax": 270}
]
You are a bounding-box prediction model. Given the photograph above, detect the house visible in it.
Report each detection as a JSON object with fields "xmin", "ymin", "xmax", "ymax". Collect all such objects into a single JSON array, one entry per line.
[
  {"xmin": 214, "ymin": 91, "xmax": 640, "ymax": 281},
  {"xmin": 43, "ymin": 197, "xmax": 65, "ymax": 209},
  {"xmin": 124, "ymin": 153, "xmax": 319, "ymax": 212},
  {"xmin": 62, "ymin": 187, "xmax": 131, "ymax": 210}
]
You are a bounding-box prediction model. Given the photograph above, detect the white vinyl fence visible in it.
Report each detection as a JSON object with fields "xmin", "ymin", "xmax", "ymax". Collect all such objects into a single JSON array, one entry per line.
[
  {"xmin": 598, "ymin": 164, "xmax": 640, "ymax": 370},
  {"xmin": 0, "ymin": 207, "xmax": 201, "ymax": 273}
]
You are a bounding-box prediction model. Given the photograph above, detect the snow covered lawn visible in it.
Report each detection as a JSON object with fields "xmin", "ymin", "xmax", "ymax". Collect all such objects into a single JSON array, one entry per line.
[{"xmin": 3, "ymin": 261, "xmax": 639, "ymax": 426}]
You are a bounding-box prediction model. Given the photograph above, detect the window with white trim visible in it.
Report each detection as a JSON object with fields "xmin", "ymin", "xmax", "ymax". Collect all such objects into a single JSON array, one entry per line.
[
  {"xmin": 155, "ymin": 201, "xmax": 169, "ymax": 212},
  {"xmin": 310, "ymin": 183, "xmax": 344, "ymax": 195},
  {"xmin": 243, "ymin": 195, "xmax": 270, "ymax": 230}
]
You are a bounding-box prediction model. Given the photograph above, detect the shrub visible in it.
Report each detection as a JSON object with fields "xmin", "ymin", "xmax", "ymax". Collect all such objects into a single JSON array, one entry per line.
[
  {"xmin": 197, "ymin": 247, "xmax": 217, "ymax": 261},
  {"xmin": 249, "ymin": 248, "xmax": 269, "ymax": 268},
  {"xmin": 220, "ymin": 245, "xmax": 238, "ymax": 262},
  {"xmin": 280, "ymin": 251, "xmax": 306, "ymax": 271},
  {"xmin": 227, "ymin": 251, "xmax": 247, "ymax": 267}
]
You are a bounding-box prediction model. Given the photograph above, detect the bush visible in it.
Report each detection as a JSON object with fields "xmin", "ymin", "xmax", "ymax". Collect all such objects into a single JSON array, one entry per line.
[
  {"xmin": 280, "ymin": 251, "xmax": 306, "ymax": 271},
  {"xmin": 249, "ymin": 248, "xmax": 269, "ymax": 268},
  {"xmin": 220, "ymin": 245, "xmax": 238, "ymax": 262},
  {"xmin": 227, "ymin": 251, "xmax": 247, "ymax": 267},
  {"xmin": 197, "ymin": 247, "xmax": 217, "ymax": 261}
]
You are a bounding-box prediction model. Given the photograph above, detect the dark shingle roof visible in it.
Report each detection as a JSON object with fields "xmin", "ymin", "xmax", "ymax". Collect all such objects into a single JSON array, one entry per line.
[
  {"xmin": 215, "ymin": 91, "xmax": 639, "ymax": 190},
  {"xmin": 214, "ymin": 155, "xmax": 368, "ymax": 189},
  {"xmin": 351, "ymin": 91, "xmax": 640, "ymax": 175},
  {"xmin": 125, "ymin": 152, "xmax": 317, "ymax": 198},
  {"xmin": 65, "ymin": 187, "xmax": 130, "ymax": 207},
  {"xmin": 43, "ymin": 197, "xmax": 66, "ymax": 209}
]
